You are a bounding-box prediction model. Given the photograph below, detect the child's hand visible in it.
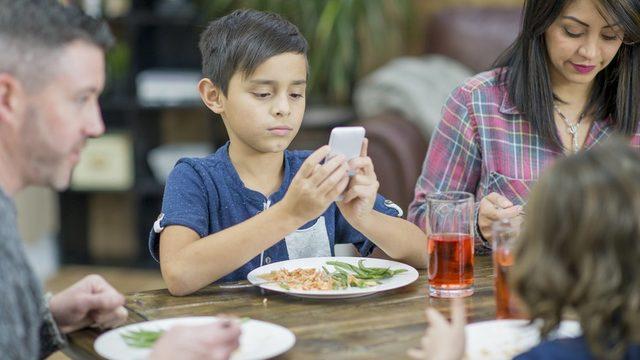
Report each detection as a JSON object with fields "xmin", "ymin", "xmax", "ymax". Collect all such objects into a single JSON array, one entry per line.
[
  {"xmin": 281, "ymin": 145, "xmax": 350, "ymax": 223},
  {"xmin": 336, "ymin": 139, "xmax": 379, "ymax": 225},
  {"xmin": 408, "ymin": 298, "xmax": 466, "ymax": 360}
]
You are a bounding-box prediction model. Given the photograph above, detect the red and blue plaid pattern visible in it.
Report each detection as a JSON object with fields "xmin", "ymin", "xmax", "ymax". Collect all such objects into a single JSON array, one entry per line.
[{"xmin": 408, "ymin": 69, "xmax": 640, "ymax": 248}]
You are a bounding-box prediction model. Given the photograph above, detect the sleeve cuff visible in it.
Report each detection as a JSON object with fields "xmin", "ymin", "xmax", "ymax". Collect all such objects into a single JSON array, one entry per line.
[
  {"xmin": 40, "ymin": 292, "xmax": 67, "ymax": 358},
  {"xmin": 474, "ymin": 202, "xmax": 492, "ymax": 253}
]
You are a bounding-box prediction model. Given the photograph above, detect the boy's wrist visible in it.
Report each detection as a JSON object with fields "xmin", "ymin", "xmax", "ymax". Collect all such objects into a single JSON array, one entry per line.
[
  {"xmin": 345, "ymin": 210, "xmax": 376, "ymax": 232},
  {"xmin": 270, "ymin": 201, "xmax": 310, "ymax": 230}
]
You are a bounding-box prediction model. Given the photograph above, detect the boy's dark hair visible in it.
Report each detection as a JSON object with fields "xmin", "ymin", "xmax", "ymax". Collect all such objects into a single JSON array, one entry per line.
[
  {"xmin": 512, "ymin": 137, "xmax": 640, "ymax": 360},
  {"xmin": 199, "ymin": 9, "xmax": 308, "ymax": 95},
  {"xmin": 0, "ymin": 0, "xmax": 114, "ymax": 90}
]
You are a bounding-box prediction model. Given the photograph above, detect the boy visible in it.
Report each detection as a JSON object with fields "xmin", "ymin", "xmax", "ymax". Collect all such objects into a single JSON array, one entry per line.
[{"xmin": 149, "ymin": 9, "xmax": 427, "ymax": 296}]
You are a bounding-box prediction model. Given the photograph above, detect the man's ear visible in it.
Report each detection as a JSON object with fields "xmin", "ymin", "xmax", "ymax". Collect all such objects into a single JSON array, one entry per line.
[
  {"xmin": 198, "ymin": 78, "xmax": 225, "ymax": 115},
  {"xmin": 0, "ymin": 73, "xmax": 24, "ymax": 127}
]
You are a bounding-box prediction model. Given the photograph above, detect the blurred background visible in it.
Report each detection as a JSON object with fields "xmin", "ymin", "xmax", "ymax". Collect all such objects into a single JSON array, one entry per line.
[{"xmin": 15, "ymin": 0, "xmax": 524, "ymax": 303}]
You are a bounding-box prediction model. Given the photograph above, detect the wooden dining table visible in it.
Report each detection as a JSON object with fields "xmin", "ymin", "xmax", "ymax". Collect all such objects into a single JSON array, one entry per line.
[{"xmin": 64, "ymin": 255, "xmax": 498, "ymax": 359}]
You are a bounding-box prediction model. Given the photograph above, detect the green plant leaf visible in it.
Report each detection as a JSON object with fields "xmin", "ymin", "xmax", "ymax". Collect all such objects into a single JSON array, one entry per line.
[{"xmin": 196, "ymin": 0, "xmax": 414, "ymax": 105}]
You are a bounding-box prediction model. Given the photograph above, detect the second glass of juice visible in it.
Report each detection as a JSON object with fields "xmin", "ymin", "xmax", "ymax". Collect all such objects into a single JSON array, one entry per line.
[{"xmin": 492, "ymin": 218, "xmax": 527, "ymax": 319}]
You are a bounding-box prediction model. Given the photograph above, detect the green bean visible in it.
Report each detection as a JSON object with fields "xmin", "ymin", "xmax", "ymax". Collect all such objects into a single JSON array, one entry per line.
[
  {"xmin": 121, "ymin": 329, "xmax": 164, "ymax": 348},
  {"xmin": 122, "ymin": 317, "xmax": 251, "ymax": 348},
  {"xmin": 325, "ymin": 260, "xmax": 407, "ymax": 282},
  {"xmin": 328, "ymin": 261, "xmax": 370, "ymax": 278},
  {"xmin": 331, "ymin": 272, "xmax": 348, "ymax": 289},
  {"xmin": 326, "ymin": 261, "xmax": 355, "ymax": 273},
  {"xmin": 358, "ymin": 260, "xmax": 384, "ymax": 274}
]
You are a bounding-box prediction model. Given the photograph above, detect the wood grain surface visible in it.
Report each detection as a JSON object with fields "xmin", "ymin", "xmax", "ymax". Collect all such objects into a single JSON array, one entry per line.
[{"xmin": 65, "ymin": 256, "xmax": 497, "ymax": 359}]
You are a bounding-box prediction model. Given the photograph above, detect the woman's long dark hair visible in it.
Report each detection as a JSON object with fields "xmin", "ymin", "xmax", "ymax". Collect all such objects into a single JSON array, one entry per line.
[{"xmin": 494, "ymin": 0, "xmax": 640, "ymax": 151}]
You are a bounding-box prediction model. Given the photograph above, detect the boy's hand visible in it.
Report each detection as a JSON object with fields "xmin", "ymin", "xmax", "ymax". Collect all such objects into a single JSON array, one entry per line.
[
  {"xmin": 336, "ymin": 139, "xmax": 379, "ymax": 226},
  {"xmin": 281, "ymin": 145, "xmax": 350, "ymax": 223}
]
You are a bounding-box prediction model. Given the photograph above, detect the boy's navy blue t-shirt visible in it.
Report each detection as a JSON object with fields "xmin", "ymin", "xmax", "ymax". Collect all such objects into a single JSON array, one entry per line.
[{"xmin": 149, "ymin": 142, "xmax": 404, "ymax": 283}]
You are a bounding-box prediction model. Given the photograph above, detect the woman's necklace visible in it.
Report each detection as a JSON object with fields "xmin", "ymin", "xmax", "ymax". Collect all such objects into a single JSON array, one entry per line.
[{"xmin": 554, "ymin": 106, "xmax": 585, "ymax": 153}]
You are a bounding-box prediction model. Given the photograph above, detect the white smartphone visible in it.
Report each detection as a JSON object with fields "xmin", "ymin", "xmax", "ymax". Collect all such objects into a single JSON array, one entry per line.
[{"xmin": 326, "ymin": 126, "xmax": 366, "ymax": 176}]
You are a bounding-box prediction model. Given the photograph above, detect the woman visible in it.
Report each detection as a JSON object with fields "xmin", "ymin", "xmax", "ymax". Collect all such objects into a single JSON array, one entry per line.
[
  {"xmin": 408, "ymin": 0, "xmax": 640, "ymax": 247},
  {"xmin": 408, "ymin": 139, "xmax": 640, "ymax": 360}
]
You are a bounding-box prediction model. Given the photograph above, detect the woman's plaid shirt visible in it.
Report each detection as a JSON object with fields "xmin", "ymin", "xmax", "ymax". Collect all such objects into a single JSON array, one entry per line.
[{"xmin": 408, "ymin": 69, "xmax": 640, "ymax": 250}]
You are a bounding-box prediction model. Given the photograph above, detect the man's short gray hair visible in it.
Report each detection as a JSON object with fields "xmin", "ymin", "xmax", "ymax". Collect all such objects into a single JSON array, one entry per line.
[{"xmin": 0, "ymin": 0, "xmax": 114, "ymax": 90}]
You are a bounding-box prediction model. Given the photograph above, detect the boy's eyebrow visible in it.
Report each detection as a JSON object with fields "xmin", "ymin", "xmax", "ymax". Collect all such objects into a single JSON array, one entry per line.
[
  {"xmin": 248, "ymin": 79, "xmax": 307, "ymax": 85},
  {"xmin": 562, "ymin": 15, "xmax": 619, "ymax": 29}
]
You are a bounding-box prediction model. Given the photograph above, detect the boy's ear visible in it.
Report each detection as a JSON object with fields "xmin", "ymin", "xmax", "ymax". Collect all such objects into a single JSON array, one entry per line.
[
  {"xmin": 0, "ymin": 73, "xmax": 24, "ymax": 127},
  {"xmin": 198, "ymin": 78, "xmax": 225, "ymax": 114}
]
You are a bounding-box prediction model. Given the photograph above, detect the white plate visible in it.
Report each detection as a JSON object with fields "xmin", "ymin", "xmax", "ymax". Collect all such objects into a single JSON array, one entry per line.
[
  {"xmin": 94, "ymin": 316, "xmax": 295, "ymax": 360},
  {"xmin": 246, "ymin": 256, "xmax": 419, "ymax": 299},
  {"xmin": 465, "ymin": 319, "xmax": 582, "ymax": 360}
]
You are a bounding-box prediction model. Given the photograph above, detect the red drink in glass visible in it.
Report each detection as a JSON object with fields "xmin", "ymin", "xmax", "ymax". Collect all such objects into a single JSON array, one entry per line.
[
  {"xmin": 428, "ymin": 233, "xmax": 474, "ymax": 288},
  {"xmin": 492, "ymin": 219, "xmax": 527, "ymax": 319},
  {"xmin": 426, "ymin": 191, "xmax": 475, "ymax": 298}
]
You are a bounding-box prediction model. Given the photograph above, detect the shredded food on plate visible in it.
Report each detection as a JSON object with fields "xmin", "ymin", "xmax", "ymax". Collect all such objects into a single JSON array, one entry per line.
[
  {"xmin": 260, "ymin": 268, "xmax": 336, "ymax": 290},
  {"xmin": 259, "ymin": 260, "xmax": 407, "ymax": 291}
]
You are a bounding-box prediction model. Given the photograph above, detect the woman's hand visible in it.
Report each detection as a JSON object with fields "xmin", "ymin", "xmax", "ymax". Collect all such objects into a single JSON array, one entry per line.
[
  {"xmin": 408, "ymin": 298, "xmax": 466, "ymax": 360},
  {"xmin": 478, "ymin": 193, "xmax": 523, "ymax": 244}
]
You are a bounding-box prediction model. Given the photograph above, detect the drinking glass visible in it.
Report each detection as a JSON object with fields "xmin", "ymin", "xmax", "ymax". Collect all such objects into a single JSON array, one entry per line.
[
  {"xmin": 426, "ymin": 191, "xmax": 474, "ymax": 298},
  {"xmin": 492, "ymin": 219, "xmax": 527, "ymax": 319}
]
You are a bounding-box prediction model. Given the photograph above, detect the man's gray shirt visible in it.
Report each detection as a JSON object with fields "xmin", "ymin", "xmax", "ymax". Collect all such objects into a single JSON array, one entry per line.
[{"xmin": 0, "ymin": 188, "xmax": 64, "ymax": 359}]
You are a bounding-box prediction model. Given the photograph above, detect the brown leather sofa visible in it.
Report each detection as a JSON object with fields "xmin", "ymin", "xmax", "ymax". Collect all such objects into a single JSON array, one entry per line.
[{"xmin": 357, "ymin": 7, "xmax": 522, "ymax": 215}]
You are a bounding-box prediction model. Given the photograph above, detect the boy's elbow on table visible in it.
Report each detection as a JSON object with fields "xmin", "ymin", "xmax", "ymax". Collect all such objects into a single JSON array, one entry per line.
[
  {"xmin": 399, "ymin": 249, "xmax": 428, "ymax": 270},
  {"xmin": 162, "ymin": 263, "xmax": 201, "ymax": 297},
  {"xmin": 395, "ymin": 222, "xmax": 429, "ymax": 269}
]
